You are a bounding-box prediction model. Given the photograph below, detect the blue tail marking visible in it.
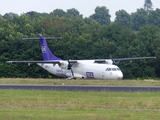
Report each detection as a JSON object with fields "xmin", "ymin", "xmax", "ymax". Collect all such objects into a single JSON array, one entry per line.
[
  {"xmin": 22, "ymin": 34, "xmax": 62, "ymax": 61},
  {"xmin": 39, "ymin": 34, "xmax": 62, "ymax": 61}
]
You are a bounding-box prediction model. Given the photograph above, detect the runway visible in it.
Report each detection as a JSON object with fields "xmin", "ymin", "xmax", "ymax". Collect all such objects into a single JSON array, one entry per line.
[{"xmin": 0, "ymin": 84, "xmax": 160, "ymax": 92}]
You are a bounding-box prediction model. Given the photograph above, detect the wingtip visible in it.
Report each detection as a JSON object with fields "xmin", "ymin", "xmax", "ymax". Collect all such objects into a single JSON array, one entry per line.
[{"xmin": 6, "ymin": 61, "xmax": 13, "ymax": 63}]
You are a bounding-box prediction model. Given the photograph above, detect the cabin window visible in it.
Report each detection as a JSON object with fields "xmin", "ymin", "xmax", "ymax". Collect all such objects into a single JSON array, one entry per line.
[{"xmin": 106, "ymin": 68, "xmax": 120, "ymax": 71}]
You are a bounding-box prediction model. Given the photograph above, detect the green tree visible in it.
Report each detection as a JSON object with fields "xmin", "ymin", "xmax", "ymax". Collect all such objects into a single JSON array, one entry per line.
[
  {"xmin": 144, "ymin": 0, "xmax": 153, "ymax": 11},
  {"xmin": 67, "ymin": 8, "xmax": 80, "ymax": 17},
  {"xmin": 90, "ymin": 6, "xmax": 111, "ymax": 25},
  {"xmin": 148, "ymin": 9, "xmax": 160, "ymax": 28},
  {"xmin": 131, "ymin": 8, "xmax": 148, "ymax": 31},
  {"xmin": 135, "ymin": 25, "xmax": 159, "ymax": 78},
  {"xmin": 51, "ymin": 9, "xmax": 66, "ymax": 17},
  {"xmin": 152, "ymin": 31, "xmax": 160, "ymax": 77},
  {"xmin": 0, "ymin": 10, "xmax": 158, "ymax": 79},
  {"xmin": 115, "ymin": 10, "xmax": 131, "ymax": 27},
  {"xmin": 3, "ymin": 12, "xmax": 17, "ymax": 19},
  {"xmin": 138, "ymin": 25, "xmax": 159, "ymax": 56}
]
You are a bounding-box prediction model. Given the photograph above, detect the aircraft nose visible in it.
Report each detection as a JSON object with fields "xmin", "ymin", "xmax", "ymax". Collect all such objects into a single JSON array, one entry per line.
[{"xmin": 117, "ymin": 72, "xmax": 123, "ymax": 80}]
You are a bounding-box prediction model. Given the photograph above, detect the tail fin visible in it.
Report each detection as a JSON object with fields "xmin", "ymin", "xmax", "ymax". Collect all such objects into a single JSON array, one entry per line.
[{"xmin": 22, "ymin": 34, "xmax": 62, "ymax": 61}]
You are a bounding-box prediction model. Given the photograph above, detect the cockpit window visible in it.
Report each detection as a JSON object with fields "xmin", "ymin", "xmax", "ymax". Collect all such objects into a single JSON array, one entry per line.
[
  {"xmin": 117, "ymin": 68, "xmax": 120, "ymax": 71},
  {"xmin": 106, "ymin": 68, "xmax": 121, "ymax": 71},
  {"xmin": 112, "ymin": 68, "xmax": 117, "ymax": 71},
  {"xmin": 106, "ymin": 68, "xmax": 111, "ymax": 71}
]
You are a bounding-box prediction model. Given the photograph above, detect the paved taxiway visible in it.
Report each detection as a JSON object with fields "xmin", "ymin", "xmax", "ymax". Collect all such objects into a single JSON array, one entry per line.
[{"xmin": 0, "ymin": 84, "xmax": 160, "ymax": 92}]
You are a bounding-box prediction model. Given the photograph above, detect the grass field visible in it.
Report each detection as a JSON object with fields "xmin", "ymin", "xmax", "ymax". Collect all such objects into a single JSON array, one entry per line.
[
  {"xmin": 0, "ymin": 90, "xmax": 160, "ymax": 120},
  {"xmin": 0, "ymin": 78, "xmax": 160, "ymax": 120},
  {"xmin": 0, "ymin": 78, "xmax": 160, "ymax": 86}
]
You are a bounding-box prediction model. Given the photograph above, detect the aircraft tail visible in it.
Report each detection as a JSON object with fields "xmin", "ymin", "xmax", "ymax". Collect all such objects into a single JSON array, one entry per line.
[{"xmin": 22, "ymin": 34, "xmax": 62, "ymax": 61}]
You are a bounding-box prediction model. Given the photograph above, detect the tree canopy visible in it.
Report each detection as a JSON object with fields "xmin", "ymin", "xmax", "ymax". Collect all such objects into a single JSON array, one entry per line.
[
  {"xmin": 90, "ymin": 6, "xmax": 111, "ymax": 25},
  {"xmin": 144, "ymin": 0, "xmax": 153, "ymax": 11},
  {"xmin": 0, "ymin": 4, "xmax": 160, "ymax": 79},
  {"xmin": 115, "ymin": 10, "xmax": 131, "ymax": 27}
]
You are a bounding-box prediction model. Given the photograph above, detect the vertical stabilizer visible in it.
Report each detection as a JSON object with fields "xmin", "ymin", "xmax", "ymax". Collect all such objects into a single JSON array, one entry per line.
[
  {"xmin": 39, "ymin": 34, "xmax": 62, "ymax": 61},
  {"xmin": 21, "ymin": 34, "xmax": 62, "ymax": 61}
]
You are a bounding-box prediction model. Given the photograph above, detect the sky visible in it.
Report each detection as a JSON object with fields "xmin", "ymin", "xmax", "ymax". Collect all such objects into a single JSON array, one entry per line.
[{"xmin": 0, "ymin": 0, "xmax": 160, "ymax": 21}]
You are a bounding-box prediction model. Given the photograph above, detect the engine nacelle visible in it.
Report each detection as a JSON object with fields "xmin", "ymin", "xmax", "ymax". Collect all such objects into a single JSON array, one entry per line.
[
  {"xmin": 58, "ymin": 61, "xmax": 69, "ymax": 69},
  {"xmin": 104, "ymin": 60, "xmax": 113, "ymax": 64}
]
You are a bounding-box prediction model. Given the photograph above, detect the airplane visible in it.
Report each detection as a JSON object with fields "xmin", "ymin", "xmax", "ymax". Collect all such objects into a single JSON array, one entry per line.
[{"xmin": 6, "ymin": 34, "xmax": 156, "ymax": 80}]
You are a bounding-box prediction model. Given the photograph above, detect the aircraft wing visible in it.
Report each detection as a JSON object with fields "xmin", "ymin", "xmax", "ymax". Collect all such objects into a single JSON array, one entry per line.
[
  {"xmin": 6, "ymin": 57, "xmax": 156, "ymax": 64},
  {"xmin": 94, "ymin": 56, "xmax": 156, "ymax": 64},
  {"xmin": 112, "ymin": 57, "xmax": 156, "ymax": 61},
  {"xmin": 112, "ymin": 56, "xmax": 156, "ymax": 64},
  {"xmin": 6, "ymin": 60, "xmax": 77, "ymax": 64}
]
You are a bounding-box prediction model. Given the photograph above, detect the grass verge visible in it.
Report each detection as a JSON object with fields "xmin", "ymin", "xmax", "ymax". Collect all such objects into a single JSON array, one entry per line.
[
  {"xmin": 1, "ymin": 108, "xmax": 160, "ymax": 120},
  {"xmin": 0, "ymin": 78, "xmax": 160, "ymax": 86},
  {"xmin": 0, "ymin": 90, "xmax": 160, "ymax": 119}
]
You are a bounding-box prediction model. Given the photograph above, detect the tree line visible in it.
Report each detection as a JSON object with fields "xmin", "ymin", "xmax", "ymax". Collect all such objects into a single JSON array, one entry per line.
[{"xmin": 0, "ymin": 1, "xmax": 160, "ymax": 79}]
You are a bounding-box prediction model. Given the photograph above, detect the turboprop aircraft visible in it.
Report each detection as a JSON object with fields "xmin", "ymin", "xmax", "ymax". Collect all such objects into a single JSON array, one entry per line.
[{"xmin": 6, "ymin": 34, "xmax": 156, "ymax": 80}]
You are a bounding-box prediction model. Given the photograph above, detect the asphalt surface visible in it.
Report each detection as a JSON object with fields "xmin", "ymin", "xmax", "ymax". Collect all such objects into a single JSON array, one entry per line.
[{"xmin": 0, "ymin": 84, "xmax": 160, "ymax": 92}]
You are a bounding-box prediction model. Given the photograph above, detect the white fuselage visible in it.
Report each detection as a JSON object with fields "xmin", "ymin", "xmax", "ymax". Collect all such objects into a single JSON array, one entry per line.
[{"xmin": 38, "ymin": 60, "xmax": 123, "ymax": 80}]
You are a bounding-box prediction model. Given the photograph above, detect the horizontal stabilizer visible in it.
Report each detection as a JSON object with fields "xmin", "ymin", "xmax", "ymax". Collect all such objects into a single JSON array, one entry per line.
[{"xmin": 21, "ymin": 37, "xmax": 62, "ymax": 40}]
